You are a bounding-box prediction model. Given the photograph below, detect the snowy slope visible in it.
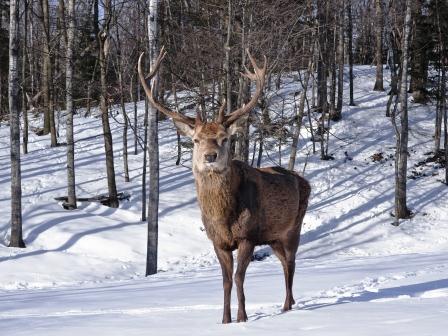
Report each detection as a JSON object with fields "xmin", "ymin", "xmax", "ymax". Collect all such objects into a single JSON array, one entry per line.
[
  {"xmin": 0, "ymin": 66, "xmax": 447, "ymax": 334},
  {"xmin": 1, "ymin": 253, "xmax": 447, "ymax": 335}
]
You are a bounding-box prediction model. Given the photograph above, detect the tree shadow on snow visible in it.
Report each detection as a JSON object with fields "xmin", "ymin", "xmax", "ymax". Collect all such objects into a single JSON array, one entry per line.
[{"xmin": 250, "ymin": 278, "xmax": 448, "ymax": 321}]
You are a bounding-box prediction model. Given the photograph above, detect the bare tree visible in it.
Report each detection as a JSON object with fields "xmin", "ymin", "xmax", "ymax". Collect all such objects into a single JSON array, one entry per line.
[
  {"xmin": 347, "ymin": 0, "xmax": 355, "ymax": 106},
  {"xmin": 373, "ymin": 0, "xmax": 384, "ymax": 91},
  {"xmin": 9, "ymin": 0, "xmax": 25, "ymax": 248},
  {"xmin": 393, "ymin": 0, "xmax": 412, "ymax": 223},
  {"xmin": 409, "ymin": 0, "xmax": 428, "ymax": 103},
  {"xmin": 335, "ymin": 1, "xmax": 345, "ymax": 119},
  {"xmin": 98, "ymin": 0, "xmax": 119, "ymax": 208},
  {"xmin": 145, "ymin": 0, "xmax": 161, "ymax": 276},
  {"xmin": 40, "ymin": 0, "xmax": 58, "ymax": 146},
  {"xmin": 21, "ymin": 0, "xmax": 29, "ymax": 154},
  {"xmin": 65, "ymin": 0, "xmax": 76, "ymax": 210}
]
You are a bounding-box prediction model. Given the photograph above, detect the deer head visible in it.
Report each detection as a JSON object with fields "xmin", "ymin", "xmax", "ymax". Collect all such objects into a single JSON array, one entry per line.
[{"xmin": 138, "ymin": 47, "xmax": 267, "ymax": 173}]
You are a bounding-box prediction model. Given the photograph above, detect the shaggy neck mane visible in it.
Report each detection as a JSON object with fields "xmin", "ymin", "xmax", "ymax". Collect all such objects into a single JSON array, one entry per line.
[{"xmin": 194, "ymin": 168, "xmax": 237, "ymax": 221}]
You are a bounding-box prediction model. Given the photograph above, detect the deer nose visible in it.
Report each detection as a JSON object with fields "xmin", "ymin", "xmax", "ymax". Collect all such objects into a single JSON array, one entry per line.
[{"xmin": 204, "ymin": 153, "xmax": 217, "ymax": 163}]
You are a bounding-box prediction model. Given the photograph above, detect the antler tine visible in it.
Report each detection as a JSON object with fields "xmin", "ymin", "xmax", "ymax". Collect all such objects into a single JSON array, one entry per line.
[
  {"xmin": 145, "ymin": 46, "xmax": 167, "ymax": 81},
  {"xmin": 222, "ymin": 50, "xmax": 267, "ymax": 126},
  {"xmin": 217, "ymin": 99, "xmax": 227, "ymax": 124},
  {"xmin": 138, "ymin": 47, "xmax": 195, "ymax": 126},
  {"xmin": 195, "ymin": 102, "xmax": 204, "ymax": 125}
]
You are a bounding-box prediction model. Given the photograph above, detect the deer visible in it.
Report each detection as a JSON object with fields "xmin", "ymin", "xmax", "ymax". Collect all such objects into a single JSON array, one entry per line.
[{"xmin": 138, "ymin": 47, "xmax": 311, "ymax": 324}]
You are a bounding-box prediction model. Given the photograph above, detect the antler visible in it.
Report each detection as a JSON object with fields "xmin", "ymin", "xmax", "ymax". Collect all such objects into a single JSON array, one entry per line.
[
  {"xmin": 220, "ymin": 49, "xmax": 267, "ymax": 126},
  {"xmin": 138, "ymin": 46, "xmax": 196, "ymax": 126},
  {"xmin": 216, "ymin": 98, "xmax": 227, "ymax": 124}
]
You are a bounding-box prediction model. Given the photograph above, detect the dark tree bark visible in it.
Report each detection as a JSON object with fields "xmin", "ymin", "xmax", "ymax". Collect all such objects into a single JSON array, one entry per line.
[
  {"xmin": 409, "ymin": 0, "xmax": 428, "ymax": 103},
  {"xmin": 234, "ymin": 1, "xmax": 250, "ymax": 163},
  {"xmin": 317, "ymin": 1, "xmax": 328, "ymax": 115},
  {"xmin": 317, "ymin": 1, "xmax": 330, "ymax": 160},
  {"xmin": 65, "ymin": 0, "xmax": 77, "ymax": 210},
  {"xmin": 373, "ymin": 0, "xmax": 384, "ymax": 91},
  {"xmin": 443, "ymin": 66, "xmax": 447, "ymax": 185},
  {"xmin": 394, "ymin": 0, "xmax": 412, "ymax": 222},
  {"xmin": 115, "ymin": 23, "xmax": 130, "ymax": 182},
  {"xmin": 98, "ymin": 0, "xmax": 119, "ymax": 208},
  {"xmin": 22, "ymin": 0, "xmax": 28, "ymax": 154},
  {"xmin": 142, "ymin": 98, "xmax": 149, "ymax": 222},
  {"xmin": 9, "ymin": 0, "xmax": 25, "ymax": 248},
  {"xmin": 40, "ymin": 0, "xmax": 58, "ymax": 147},
  {"xmin": 347, "ymin": 0, "xmax": 355, "ymax": 106},
  {"xmin": 131, "ymin": 74, "xmax": 139, "ymax": 156},
  {"xmin": 336, "ymin": 3, "xmax": 344, "ymax": 117}
]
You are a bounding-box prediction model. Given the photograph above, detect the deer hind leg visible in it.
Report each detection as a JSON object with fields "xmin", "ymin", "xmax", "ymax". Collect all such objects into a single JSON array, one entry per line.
[
  {"xmin": 214, "ymin": 246, "xmax": 234, "ymax": 324},
  {"xmin": 270, "ymin": 240, "xmax": 297, "ymax": 312},
  {"xmin": 235, "ymin": 240, "xmax": 255, "ymax": 322}
]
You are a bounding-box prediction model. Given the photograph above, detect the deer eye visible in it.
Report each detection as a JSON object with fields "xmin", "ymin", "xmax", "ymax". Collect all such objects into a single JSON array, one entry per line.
[{"xmin": 193, "ymin": 139, "xmax": 200, "ymax": 144}]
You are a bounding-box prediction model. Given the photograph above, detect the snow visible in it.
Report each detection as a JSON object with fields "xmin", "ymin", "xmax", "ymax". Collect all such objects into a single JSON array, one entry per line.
[{"xmin": 0, "ymin": 66, "xmax": 447, "ymax": 334}]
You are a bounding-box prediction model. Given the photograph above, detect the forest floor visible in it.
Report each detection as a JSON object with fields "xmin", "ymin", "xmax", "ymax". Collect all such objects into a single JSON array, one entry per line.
[{"xmin": 0, "ymin": 66, "xmax": 447, "ymax": 335}]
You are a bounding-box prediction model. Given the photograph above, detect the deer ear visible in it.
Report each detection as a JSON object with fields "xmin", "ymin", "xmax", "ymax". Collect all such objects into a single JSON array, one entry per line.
[{"xmin": 173, "ymin": 120, "xmax": 195, "ymax": 138}]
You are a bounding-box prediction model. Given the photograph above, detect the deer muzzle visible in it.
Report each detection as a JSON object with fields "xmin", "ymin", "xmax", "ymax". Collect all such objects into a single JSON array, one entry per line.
[{"xmin": 204, "ymin": 153, "xmax": 218, "ymax": 163}]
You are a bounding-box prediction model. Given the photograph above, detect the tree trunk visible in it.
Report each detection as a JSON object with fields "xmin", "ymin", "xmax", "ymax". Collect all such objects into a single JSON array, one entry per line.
[
  {"xmin": 234, "ymin": 1, "xmax": 250, "ymax": 163},
  {"xmin": 146, "ymin": 0, "xmax": 161, "ymax": 276},
  {"xmin": 288, "ymin": 55, "xmax": 313, "ymax": 170},
  {"xmin": 41, "ymin": 0, "xmax": 58, "ymax": 146},
  {"xmin": 22, "ymin": 0, "xmax": 28, "ymax": 154},
  {"xmin": 336, "ymin": 4, "xmax": 344, "ymax": 117},
  {"xmin": 435, "ymin": 65, "xmax": 443, "ymax": 152},
  {"xmin": 347, "ymin": 0, "xmax": 355, "ymax": 106},
  {"xmin": 142, "ymin": 98, "xmax": 149, "ymax": 221},
  {"xmin": 395, "ymin": 0, "xmax": 412, "ymax": 222},
  {"xmin": 373, "ymin": 0, "xmax": 384, "ymax": 91},
  {"xmin": 98, "ymin": 0, "xmax": 119, "ymax": 208},
  {"xmin": 329, "ymin": 26, "xmax": 337, "ymax": 121},
  {"xmin": 443, "ymin": 66, "xmax": 447, "ymax": 185},
  {"xmin": 115, "ymin": 23, "xmax": 130, "ymax": 182},
  {"xmin": 317, "ymin": 1, "xmax": 328, "ymax": 115},
  {"xmin": 317, "ymin": 1, "xmax": 329, "ymax": 160},
  {"xmin": 224, "ymin": 0, "xmax": 233, "ymax": 116},
  {"xmin": 409, "ymin": 0, "xmax": 428, "ymax": 103},
  {"xmin": 9, "ymin": 0, "xmax": 25, "ymax": 248},
  {"xmin": 132, "ymin": 74, "xmax": 139, "ymax": 155},
  {"xmin": 40, "ymin": 0, "xmax": 50, "ymax": 135},
  {"xmin": 65, "ymin": 0, "xmax": 77, "ymax": 210}
]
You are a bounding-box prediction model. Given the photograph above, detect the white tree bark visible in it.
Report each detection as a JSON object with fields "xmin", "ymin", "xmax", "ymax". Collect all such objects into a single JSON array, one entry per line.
[
  {"xmin": 66, "ymin": 0, "xmax": 77, "ymax": 209},
  {"xmin": 146, "ymin": 0, "xmax": 160, "ymax": 276},
  {"xmin": 395, "ymin": 0, "xmax": 412, "ymax": 222}
]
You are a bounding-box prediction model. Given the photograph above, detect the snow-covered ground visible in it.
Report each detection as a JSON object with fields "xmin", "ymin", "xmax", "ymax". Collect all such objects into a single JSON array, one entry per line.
[{"xmin": 0, "ymin": 66, "xmax": 447, "ymax": 334}]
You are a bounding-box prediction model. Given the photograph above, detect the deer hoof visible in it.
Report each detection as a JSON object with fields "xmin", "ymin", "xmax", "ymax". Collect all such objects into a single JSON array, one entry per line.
[{"xmin": 222, "ymin": 316, "xmax": 232, "ymax": 324}]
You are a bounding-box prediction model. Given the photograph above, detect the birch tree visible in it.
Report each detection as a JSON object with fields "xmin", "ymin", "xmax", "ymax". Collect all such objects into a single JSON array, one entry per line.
[
  {"xmin": 9, "ymin": 0, "xmax": 25, "ymax": 248},
  {"xmin": 65, "ymin": 0, "xmax": 76, "ymax": 209},
  {"xmin": 373, "ymin": 0, "xmax": 384, "ymax": 91},
  {"xmin": 393, "ymin": 0, "xmax": 412, "ymax": 223},
  {"xmin": 146, "ymin": 0, "xmax": 161, "ymax": 276}
]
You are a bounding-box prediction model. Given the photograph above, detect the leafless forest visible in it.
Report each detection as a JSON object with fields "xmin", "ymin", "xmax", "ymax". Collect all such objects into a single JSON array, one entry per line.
[{"xmin": 1, "ymin": 0, "xmax": 447, "ymax": 267}]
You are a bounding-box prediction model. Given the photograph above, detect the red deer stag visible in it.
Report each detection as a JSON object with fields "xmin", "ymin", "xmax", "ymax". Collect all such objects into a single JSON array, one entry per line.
[{"xmin": 138, "ymin": 47, "xmax": 311, "ymax": 323}]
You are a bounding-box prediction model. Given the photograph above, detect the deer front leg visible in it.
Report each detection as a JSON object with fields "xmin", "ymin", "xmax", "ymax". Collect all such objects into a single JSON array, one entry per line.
[
  {"xmin": 214, "ymin": 246, "xmax": 234, "ymax": 324},
  {"xmin": 235, "ymin": 240, "xmax": 255, "ymax": 322}
]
